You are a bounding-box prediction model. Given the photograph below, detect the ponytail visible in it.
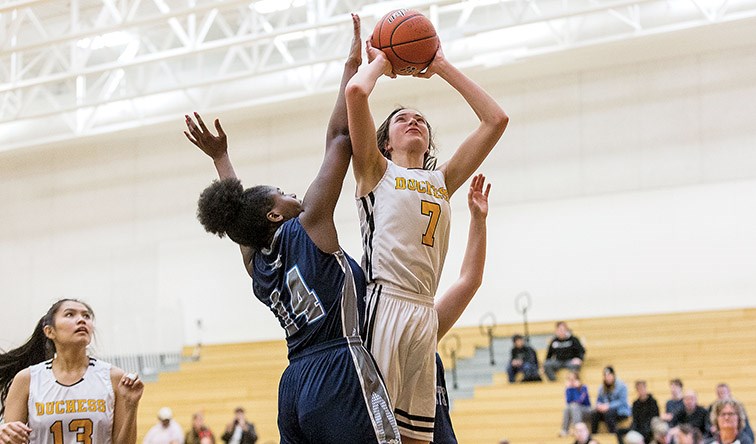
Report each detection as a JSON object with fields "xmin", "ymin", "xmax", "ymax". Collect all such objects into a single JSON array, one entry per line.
[{"xmin": 0, "ymin": 317, "xmax": 52, "ymax": 415}]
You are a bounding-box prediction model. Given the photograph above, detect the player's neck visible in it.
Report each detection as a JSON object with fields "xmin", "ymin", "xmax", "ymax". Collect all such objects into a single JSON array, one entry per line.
[
  {"xmin": 53, "ymin": 346, "xmax": 89, "ymax": 372},
  {"xmin": 391, "ymin": 151, "xmax": 424, "ymax": 169}
]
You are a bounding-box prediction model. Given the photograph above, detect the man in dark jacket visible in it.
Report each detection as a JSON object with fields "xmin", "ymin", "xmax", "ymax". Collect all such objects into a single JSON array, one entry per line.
[
  {"xmin": 543, "ymin": 321, "xmax": 586, "ymax": 381},
  {"xmin": 506, "ymin": 334, "xmax": 541, "ymax": 383},
  {"xmin": 624, "ymin": 380, "xmax": 660, "ymax": 442},
  {"xmin": 670, "ymin": 390, "xmax": 709, "ymax": 435},
  {"xmin": 221, "ymin": 407, "xmax": 257, "ymax": 444}
]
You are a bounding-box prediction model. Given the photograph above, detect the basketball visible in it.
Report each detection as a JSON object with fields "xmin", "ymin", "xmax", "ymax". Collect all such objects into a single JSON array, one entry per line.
[{"xmin": 371, "ymin": 9, "xmax": 439, "ymax": 76}]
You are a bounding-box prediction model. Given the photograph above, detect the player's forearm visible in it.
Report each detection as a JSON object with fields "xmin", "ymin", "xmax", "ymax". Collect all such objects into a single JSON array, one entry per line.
[
  {"xmin": 113, "ymin": 405, "xmax": 138, "ymax": 444},
  {"xmin": 459, "ymin": 215, "xmax": 487, "ymax": 285},
  {"xmin": 326, "ymin": 60, "xmax": 361, "ymax": 144},
  {"xmin": 436, "ymin": 61, "xmax": 508, "ymax": 127},
  {"xmin": 213, "ymin": 153, "xmax": 237, "ymax": 180},
  {"xmin": 347, "ymin": 57, "xmax": 388, "ymax": 100}
]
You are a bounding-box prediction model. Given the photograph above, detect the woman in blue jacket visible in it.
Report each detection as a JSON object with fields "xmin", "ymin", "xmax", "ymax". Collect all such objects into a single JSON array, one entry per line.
[{"xmin": 591, "ymin": 366, "xmax": 631, "ymax": 434}]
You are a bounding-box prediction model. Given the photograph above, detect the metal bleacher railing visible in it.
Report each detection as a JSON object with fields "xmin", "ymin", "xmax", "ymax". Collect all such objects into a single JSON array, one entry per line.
[{"xmin": 99, "ymin": 351, "xmax": 184, "ymax": 382}]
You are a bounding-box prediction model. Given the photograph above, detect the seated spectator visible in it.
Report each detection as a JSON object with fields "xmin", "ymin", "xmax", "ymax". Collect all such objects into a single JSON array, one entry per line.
[
  {"xmin": 590, "ymin": 366, "xmax": 630, "ymax": 435},
  {"xmin": 670, "ymin": 390, "xmax": 710, "ymax": 435},
  {"xmin": 627, "ymin": 380, "xmax": 660, "ymax": 442},
  {"xmin": 677, "ymin": 424, "xmax": 704, "ymax": 444},
  {"xmin": 708, "ymin": 384, "xmax": 754, "ymax": 442},
  {"xmin": 663, "ymin": 379, "xmax": 685, "ymax": 422},
  {"xmin": 707, "ymin": 399, "xmax": 754, "ymax": 444},
  {"xmin": 186, "ymin": 412, "xmax": 215, "ymax": 444},
  {"xmin": 144, "ymin": 407, "xmax": 185, "ymax": 444},
  {"xmin": 624, "ymin": 430, "xmax": 646, "ymax": 444},
  {"xmin": 561, "ymin": 371, "xmax": 592, "ymax": 437},
  {"xmin": 544, "ymin": 321, "xmax": 586, "ymax": 381},
  {"xmin": 221, "ymin": 407, "xmax": 257, "ymax": 444},
  {"xmin": 651, "ymin": 417, "xmax": 670, "ymax": 444},
  {"xmin": 573, "ymin": 422, "xmax": 599, "ymax": 444},
  {"xmin": 507, "ymin": 334, "xmax": 541, "ymax": 383}
]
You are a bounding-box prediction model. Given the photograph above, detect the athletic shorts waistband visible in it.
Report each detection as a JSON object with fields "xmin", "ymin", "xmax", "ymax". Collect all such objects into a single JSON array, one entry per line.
[
  {"xmin": 368, "ymin": 283, "xmax": 434, "ymax": 307},
  {"xmin": 289, "ymin": 336, "xmax": 363, "ymax": 361}
]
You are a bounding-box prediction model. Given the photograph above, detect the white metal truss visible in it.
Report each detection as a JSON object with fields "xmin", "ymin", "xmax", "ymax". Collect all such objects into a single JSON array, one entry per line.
[{"xmin": 1, "ymin": 0, "xmax": 755, "ymax": 151}]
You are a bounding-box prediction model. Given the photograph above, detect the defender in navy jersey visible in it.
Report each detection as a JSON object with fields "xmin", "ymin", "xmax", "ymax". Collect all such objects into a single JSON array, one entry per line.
[{"xmin": 187, "ymin": 14, "xmax": 399, "ymax": 444}]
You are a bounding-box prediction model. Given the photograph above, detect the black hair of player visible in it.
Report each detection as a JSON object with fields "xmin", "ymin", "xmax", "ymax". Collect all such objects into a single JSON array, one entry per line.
[{"xmin": 197, "ymin": 178, "xmax": 279, "ymax": 251}]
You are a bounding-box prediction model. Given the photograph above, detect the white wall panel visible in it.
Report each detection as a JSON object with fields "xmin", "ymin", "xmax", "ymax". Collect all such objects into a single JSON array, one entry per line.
[{"xmin": 1, "ymin": 26, "xmax": 755, "ymax": 353}]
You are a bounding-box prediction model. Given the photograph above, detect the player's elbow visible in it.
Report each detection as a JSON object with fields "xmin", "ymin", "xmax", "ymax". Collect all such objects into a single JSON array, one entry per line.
[
  {"xmin": 345, "ymin": 82, "xmax": 369, "ymax": 103},
  {"xmin": 489, "ymin": 108, "xmax": 509, "ymax": 134},
  {"xmin": 460, "ymin": 273, "xmax": 483, "ymax": 294}
]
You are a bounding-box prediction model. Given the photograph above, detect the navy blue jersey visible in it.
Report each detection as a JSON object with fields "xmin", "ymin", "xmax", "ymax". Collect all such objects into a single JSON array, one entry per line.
[
  {"xmin": 252, "ymin": 218, "xmax": 366, "ymax": 357},
  {"xmin": 253, "ymin": 218, "xmax": 400, "ymax": 443},
  {"xmin": 432, "ymin": 353, "xmax": 458, "ymax": 444}
]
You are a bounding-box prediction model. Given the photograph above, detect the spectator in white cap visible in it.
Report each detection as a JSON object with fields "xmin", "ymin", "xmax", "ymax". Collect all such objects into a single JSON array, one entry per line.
[{"xmin": 144, "ymin": 407, "xmax": 184, "ymax": 444}]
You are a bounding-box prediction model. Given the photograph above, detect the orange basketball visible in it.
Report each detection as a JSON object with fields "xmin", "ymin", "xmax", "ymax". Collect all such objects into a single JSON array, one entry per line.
[{"xmin": 371, "ymin": 9, "xmax": 439, "ymax": 76}]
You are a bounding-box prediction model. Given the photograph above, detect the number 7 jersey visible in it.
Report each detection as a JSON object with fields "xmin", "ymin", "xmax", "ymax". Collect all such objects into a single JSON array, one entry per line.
[
  {"xmin": 27, "ymin": 357, "xmax": 115, "ymax": 444},
  {"xmin": 357, "ymin": 160, "xmax": 451, "ymax": 299}
]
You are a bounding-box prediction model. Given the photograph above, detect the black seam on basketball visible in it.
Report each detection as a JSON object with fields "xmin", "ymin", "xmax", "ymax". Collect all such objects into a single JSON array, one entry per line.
[
  {"xmin": 388, "ymin": 36, "xmax": 439, "ymax": 64},
  {"xmin": 376, "ymin": 17, "xmax": 385, "ymax": 48},
  {"xmin": 387, "ymin": 14, "xmax": 432, "ymax": 45}
]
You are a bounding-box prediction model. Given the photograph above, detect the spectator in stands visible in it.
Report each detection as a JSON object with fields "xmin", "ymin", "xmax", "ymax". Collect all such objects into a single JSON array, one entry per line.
[
  {"xmin": 625, "ymin": 380, "xmax": 660, "ymax": 442},
  {"xmin": 708, "ymin": 399, "xmax": 753, "ymax": 444},
  {"xmin": 625, "ymin": 430, "xmax": 646, "ymax": 444},
  {"xmin": 186, "ymin": 412, "xmax": 215, "ymax": 444},
  {"xmin": 544, "ymin": 321, "xmax": 585, "ymax": 381},
  {"xmin": 221, "ymin": 407, "xmax": 257, "ymax": 444},
  {"xmin": 144, "ymin": 407, "xmax": 185, "ymax": 444},
  {"xmin": 573, "ymin": 422, "xmax": 599, "ymax": 444},
  {"xmin": 708, "ymin": 384, "xmax": 753, "ymax": 441},
  {"xmin": 561, "ymin": 371, "xmax": 592, "ymax": 437},
  {"xmin": 507, "ymin": 334, "xmax": 541, "ymax": 383},
  {"xmin": 651, "ymin": 417, "xmax": 670, "ymax": 444},
  {"xmin": 669, "ymin": 390, "xmax": 709, "ymax": 435},
  {"xmin": 676, "ymin": 424, "xmax": 704, "ymax": 444},
  {"xmin": 663, "ymin": 379, "xmax": 685, "ymax": 422},
  {"xmin": 590, "ymin": 366, "xmax": 630, "ymax": 435}
]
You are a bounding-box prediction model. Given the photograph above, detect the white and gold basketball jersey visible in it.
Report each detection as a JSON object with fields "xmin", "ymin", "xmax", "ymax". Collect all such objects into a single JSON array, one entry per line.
[
  {"xmin": 357, "ymin": 160, "xmax": 451, "ymax": 300},
  {"xmin": 27, "ymin": 357, "xmax": 114, "ymax": 444}
]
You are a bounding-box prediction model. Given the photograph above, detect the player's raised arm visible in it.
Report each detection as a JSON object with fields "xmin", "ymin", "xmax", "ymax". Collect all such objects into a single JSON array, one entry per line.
[
  {"xmin": 420, "ymin": 47, "xmax": 509, "ymax": 196},
  {"xmin": 435, "ymin": 174, "xmax": 490, "ymax": 340},
  {"xmin": 345, "ymin": 39, "xmax": 394, "ymax": 197},
  {"xmin": 184, "ymin": 112, "xmax": 235, "ymax": 181},
  {"xmin": 299, "ymin": 13, "xmax": 363, "ymax": 253},
  {"xmin": 184, "ymin": 112, "xmax": 256, "ymax": 275}
]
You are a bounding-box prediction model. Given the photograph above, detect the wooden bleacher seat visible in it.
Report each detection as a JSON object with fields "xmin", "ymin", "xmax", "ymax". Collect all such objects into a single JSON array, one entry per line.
[{"xmin": 135, "ymin": 308, "xmax": 756, "ymax": 444}]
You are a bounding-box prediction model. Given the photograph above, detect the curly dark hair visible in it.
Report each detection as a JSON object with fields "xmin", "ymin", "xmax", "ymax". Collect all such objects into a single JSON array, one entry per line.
[
  {"xmin": 376, "ymin": 106, "xmax": 437, "ymax": 170},
  {"xmin": 197, "ymin": 178, "xmax": 277, "ymax": 250}
]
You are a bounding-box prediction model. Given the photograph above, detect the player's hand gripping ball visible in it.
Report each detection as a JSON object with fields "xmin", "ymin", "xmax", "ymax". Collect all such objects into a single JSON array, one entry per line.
[{"xmin": 371, "ymin": 9, "xmax": 439, "ymax": 76}]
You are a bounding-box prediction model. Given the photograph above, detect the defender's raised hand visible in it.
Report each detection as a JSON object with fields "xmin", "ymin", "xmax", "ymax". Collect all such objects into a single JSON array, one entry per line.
[{"xmin": 184, "ymin": 112, "xmax": 228, "ymax": 160}]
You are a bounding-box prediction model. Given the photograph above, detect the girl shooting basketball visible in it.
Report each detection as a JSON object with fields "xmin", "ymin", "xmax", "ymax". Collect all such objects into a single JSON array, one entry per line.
[
  {"xmin": 345, "ymin": 32, "xmax": 508, "ymax": 443},
  {"xmin": 184, "ymin": 14, "xmax": 400, "ymax": 444},
  {"xmin": 0, "ymin": 299, "xmax": 143, "ymax": 444}
]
